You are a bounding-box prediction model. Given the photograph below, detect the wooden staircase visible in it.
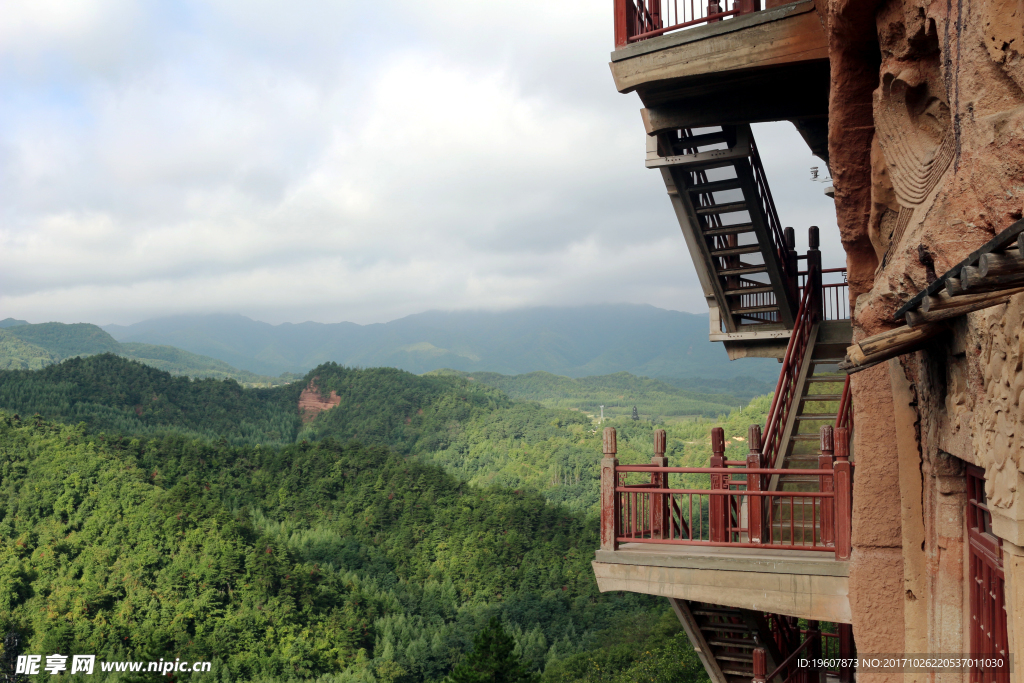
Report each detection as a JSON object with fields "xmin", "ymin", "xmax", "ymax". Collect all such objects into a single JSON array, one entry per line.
[
  {"xmin": 671, "ymin": 599, "xmax": 785, "ymax": 683},
  {"xmin": 649, "ymin": 125, "xmax": 799, "ymax": 337},
  {"xmin": 768, "ymin": 322, "xmax": 853, "ymax": 543}
]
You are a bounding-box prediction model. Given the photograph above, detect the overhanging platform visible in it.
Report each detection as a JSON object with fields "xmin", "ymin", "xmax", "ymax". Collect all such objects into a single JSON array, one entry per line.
[{"xmin": 593, "ymin": 543, "xmax": 850, "ymax": 623}]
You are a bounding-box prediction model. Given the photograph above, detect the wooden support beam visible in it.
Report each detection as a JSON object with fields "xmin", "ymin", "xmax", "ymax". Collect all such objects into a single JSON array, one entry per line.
[
  {"xmin": 978, "ymin": 248, "xmax": 1024, "ymax": 277},
  {"xmin": 840, "ymin": 322, "xmax": 946, "ymax": 373},
  {"xmin": 907, "ymin": 288, "xmax": 1024, "ymax": 327},
  {"xmin": 920, "ymin": 287, "xmax": 1024, "ymax": 312},
  {"xmin": 961, "ymin": 265, "xmax": 1024, "ymax": 291}
]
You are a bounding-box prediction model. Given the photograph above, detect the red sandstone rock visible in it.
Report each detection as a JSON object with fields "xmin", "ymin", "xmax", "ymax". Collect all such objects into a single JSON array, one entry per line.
[{"xmin": 298, "ymin": 378, "xmax": 341, "ymax": 423}]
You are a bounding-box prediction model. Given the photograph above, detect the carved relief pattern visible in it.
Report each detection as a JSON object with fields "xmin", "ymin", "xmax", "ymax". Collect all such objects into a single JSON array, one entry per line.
[{"xmin": 875, "ymin": 82, "xmax": 955, "ymax": 206}]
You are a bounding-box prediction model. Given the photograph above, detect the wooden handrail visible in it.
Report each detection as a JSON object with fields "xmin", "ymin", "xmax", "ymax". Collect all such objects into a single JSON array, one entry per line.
[{"xmin": 763, "ymin": 269, "xmax": 816, "ymax": 468}]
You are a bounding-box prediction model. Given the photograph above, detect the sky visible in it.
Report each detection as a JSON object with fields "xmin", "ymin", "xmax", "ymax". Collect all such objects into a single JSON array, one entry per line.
[{"xmin": 0, "ymin": 0, "xmax": 842, "ymax": 326}]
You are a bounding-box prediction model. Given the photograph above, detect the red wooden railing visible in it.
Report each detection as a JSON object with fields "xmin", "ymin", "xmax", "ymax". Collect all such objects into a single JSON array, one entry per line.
[
  {"xmin": 750, "ymin": 136, "xmax": 798, "ymax": 296},
  {"xmin": 835, "ymin": 374, "xmax": 853, "ymax": 431},
  {"xmin": 762, "ymin": 270, "xmax": 816, "ymax": 469},
  {"xmin": 601, "ymin": 426, "xmax": 852, "ymax": 559},
  {"xmin": 799, "ymin": 266, "xmax": 849, "ymax": 321},
  {"xmin": 614, "ymin": 0, "xmax": 762, "ymax": 46}
]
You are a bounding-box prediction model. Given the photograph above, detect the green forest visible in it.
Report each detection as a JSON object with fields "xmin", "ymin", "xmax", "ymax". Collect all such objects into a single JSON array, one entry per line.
[
  {"xmin": 427, "ymin": 370, "xmax": 745, "ymax": 420},
  {"xmin": 0, "ymin": 354, "xmax": 772, "ymax": 681}
]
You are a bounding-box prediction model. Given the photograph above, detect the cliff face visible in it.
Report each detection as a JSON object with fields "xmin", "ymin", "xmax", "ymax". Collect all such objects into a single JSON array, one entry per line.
[
  {"xmin": 826, "ymin": 0, "xmax": 1024, "ymax": 669},
  {"xmin": 298, "ymin": 379, "xmax": 341, "ymax": 423}
]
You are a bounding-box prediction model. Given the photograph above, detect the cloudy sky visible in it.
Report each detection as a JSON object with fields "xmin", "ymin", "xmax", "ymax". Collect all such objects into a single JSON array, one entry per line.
[{"xmin": 0, "ymin": 0, "xmax": 841, "ymax": 326}]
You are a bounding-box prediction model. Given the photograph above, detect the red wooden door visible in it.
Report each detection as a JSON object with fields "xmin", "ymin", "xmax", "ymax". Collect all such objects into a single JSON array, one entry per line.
[{"xmin": 967, "ymin": 465, "xmax": 1009, "ymax": 683}]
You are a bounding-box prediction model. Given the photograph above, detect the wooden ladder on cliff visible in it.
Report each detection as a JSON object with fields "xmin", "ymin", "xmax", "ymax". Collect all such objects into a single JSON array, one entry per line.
[
  {"xmin": 649, "ymin": 125, "xmax": 798, "ymax": 335},
  {"xmin": 670, "ymin": 599, "xmax": 785, "ymax": 683}
]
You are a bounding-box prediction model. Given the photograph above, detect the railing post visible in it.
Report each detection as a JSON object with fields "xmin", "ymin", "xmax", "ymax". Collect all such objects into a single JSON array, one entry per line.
[
  {"xmin": 838, "ymin": 624, "xmax": 855, "ymax": 683},
  {"xmin": 735, "ymin": 0, "xmax": 761, "ymax": 15},
  {"xmin": 834, "ymin": 427, "xmax": 852, "ymax": 560},
  {"xmin": 601, "ymin": 427, "xmax": 620, "ymax": 551},
  {"xmin": 707, "ymin": 0, "xmax": 722, "ymax": 22},
  {"xmin": 752, "ymin": 647, "xmax": 767, "ymax": 683},
  {"xmin": 785, "ymin": 226, "xmax": 798, "ymax": 306},
  {"xmin": 805, "ymin": 621, "xmax": 821, "ymax": 683},
  {"xmin": 747, "ymin": 424, "xmax": 764, "ymax": 544},
  {"xmin": 651, "ymin": 429, "xmax": 668, "ymax": 539},
  {"xmin": 614, "ymin": 0, "xmax": 629, "ymax": 47},
  {"xmin": 819, "ymin": 426, "xmax": 835, "ymax": 547},
  {"xmin": 808, "ymin": 226, "xmax": 823, "ymax": 321},
  {"xmin": 710, "ymin": 427, "xmax": 728, "ymax": 543},
  {"xmin": 649, "ymin": 0, "xmax": 661, "ymax": 33}
]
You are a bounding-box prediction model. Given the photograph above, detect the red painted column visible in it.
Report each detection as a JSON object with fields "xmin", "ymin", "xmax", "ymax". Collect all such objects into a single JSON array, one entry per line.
[
  {"xmin": 819, "ymin": 425, "xmax": 835, "ymax": 547},
  {"xmin": 833, "ymin": 427, "xmax": 852, "ymax": 560},
  {"xmin": 710, "ymin": 427, "xmax": 728, "ymax": 543},
  {"xmin": 613, "ymin": 0, "xmax": 629, "ymax": 47},
  {"xmin": 747, "ymin": 424, "xmax": 764, "ymax": 543},
  {"xmin": 601, "ymin": 427, "xmax": 619, "ymax": 550}
]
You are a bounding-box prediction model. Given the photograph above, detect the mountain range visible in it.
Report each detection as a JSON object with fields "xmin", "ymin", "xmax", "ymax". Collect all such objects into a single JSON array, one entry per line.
[{"xmin": 103, "ymin": 305, "xmax": 778, "ymax": 381}]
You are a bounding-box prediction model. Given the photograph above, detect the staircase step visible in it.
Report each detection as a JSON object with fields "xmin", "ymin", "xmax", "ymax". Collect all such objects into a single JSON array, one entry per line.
[
  {"xmin": 723, "ymin": 668, "xmax": 755, "ymax": 677},
  {"xmin": 692, "ymin": 608, "xmax": 744, "ymax": 616},
  {"xmin": 677, "ymin": 131, "xmax": 731, "ymax": 150},
  {"xmin": 718, "ymin": 265, "xmax": 767, "ymax": 276},
  {"xmin": 704, "ymin": 223, "xmax": 755, "ymax": 237},
  {"xmin": 811, "ymin": 358, "xmax": 846, "ymax": 364},
  {"xmin": 705, "ymin": 638, "xmax": 756, "ymax": 648},
  {"xmin": 716, "ymin": 654, "xmax": 755, "ymax": 663},
  {"xmin": 699, "ymin": 624, "xmax": 753, "ymax": 633},
  {"xmin": 801, "ymin": 394, "xmax": 842, "ymax": 401},
  {"xmin": 790, "ymin": 434, "xmax": 820, "ymax": 441},
  {"xmin": 689, "ymin": 177, "xmax": 743, "ymax": 194},
  {"xmin": 724, "ymin": 285, "xmax": 773, "ymax": 296},
  {"xmin": 733, "ymin": 305, "xmax": 780, "ymax": 315},
  {"xmin": 806, "ymin": 377, "xmax": 843, "ymax": 383},
  {"xmin": 696, "ymin": 201, "xmax": 749, "ymax": 216},
  {"xmin": 795, "ymin": 413, "xmax": 838, "ymax": 420},
  {"xmin": 711, "ymin": 244, "xmax": 762, "ymax": 257}
]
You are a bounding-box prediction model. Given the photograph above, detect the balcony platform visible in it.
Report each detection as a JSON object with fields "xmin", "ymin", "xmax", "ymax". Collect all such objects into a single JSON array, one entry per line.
[
  {"xmin": 593, "ymin": 543, "xmax": 850, "ymax": 623},
  {"xmin": 609, "ymin": 0, "xmax": 829, "ymax": 146}
]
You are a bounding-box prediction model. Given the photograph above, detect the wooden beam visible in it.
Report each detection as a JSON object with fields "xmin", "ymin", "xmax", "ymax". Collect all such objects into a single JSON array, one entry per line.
[
  {"xmin": 962, "ymin": 266, "xmax": 1024, "ymax": 291},
  {"xmin": 921, "ymin": 286, "xmax": 1024, "ymax": 313},
  {"xmin": 906, "ymin": 289, "xmax": 1024, "ymax": 326},
  {"xmin": 841, "ymin": 323, "xmax": 946, "ymax": 372},
  {"xmin": 978, "ymin": 248, "xmax": 1024, "ymax": 277},
  {"xmin": 895, "ymin": 218, "xmax": 1024, "ymax": 319}
]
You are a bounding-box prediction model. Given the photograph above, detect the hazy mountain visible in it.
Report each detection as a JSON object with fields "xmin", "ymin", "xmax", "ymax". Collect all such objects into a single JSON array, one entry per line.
[
  {"xmin": 0, "ymin": 321, "xmax": 288, "ymax": 385},
  {"xmin": 104, "ymin": 305, "xmax": 780, "ymax": 381}
]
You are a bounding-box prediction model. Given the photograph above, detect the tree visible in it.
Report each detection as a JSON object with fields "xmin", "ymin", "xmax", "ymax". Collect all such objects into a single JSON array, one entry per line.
[{"xmin": 447, "ymin": 617, "xmax": 539, "ymax": 683}]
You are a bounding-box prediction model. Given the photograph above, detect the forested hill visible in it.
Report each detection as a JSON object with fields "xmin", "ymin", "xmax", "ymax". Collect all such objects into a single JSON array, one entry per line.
[
  {"xmin": 103, "ymin": 306, "xmax": 780, "ymax": 381},
  {"xmin": 0, "ymin": 355, "xmax": 769, "ymax": 515},
  {"xmin": 0, "ymin": 321, "xmax": 291, "ymax": 385},
  {"xmin": 0, "ymin": 356, "xmax": 731, "ymax": 681},
  {"xmin": 0, "ymin": 413, "xmax": 702, "ymax": 682}
]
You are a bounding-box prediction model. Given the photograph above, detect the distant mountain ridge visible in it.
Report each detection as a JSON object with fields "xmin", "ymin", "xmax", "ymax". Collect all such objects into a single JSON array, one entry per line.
[
  {"xmin": 0, "ymin": 321, "xmax": 289, "ymax": 385},
  {"xmin": 104, "ymin": 305, "xmax": 779, "ymax": 382}
]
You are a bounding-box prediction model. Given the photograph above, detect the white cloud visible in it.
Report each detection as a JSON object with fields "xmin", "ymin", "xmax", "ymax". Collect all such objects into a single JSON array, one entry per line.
[{"xmin": 0, "ymin": 0, "xmax": 838, "ymax": 326}]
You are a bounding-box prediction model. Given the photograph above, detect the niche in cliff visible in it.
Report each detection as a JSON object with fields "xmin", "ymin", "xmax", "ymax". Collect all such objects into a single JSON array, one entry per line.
[{"xmin": 298, "ymin": 378, "xmax": 341, "ymax": 423}]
